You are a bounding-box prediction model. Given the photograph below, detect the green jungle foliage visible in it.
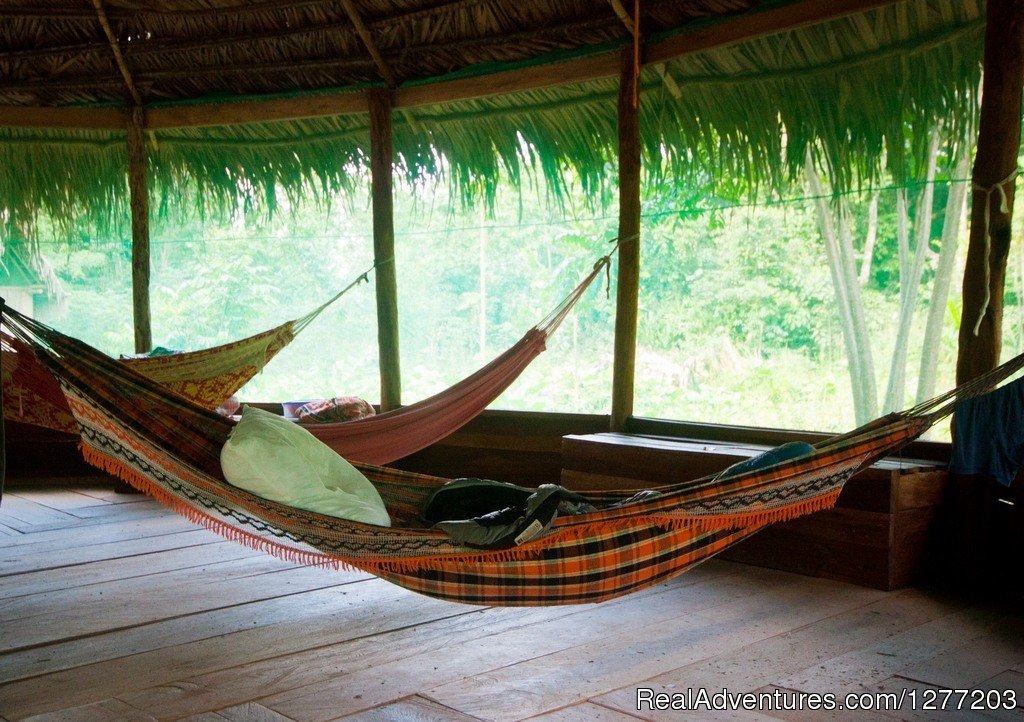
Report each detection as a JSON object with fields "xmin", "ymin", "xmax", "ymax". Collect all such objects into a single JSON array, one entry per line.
[{"xmin": 14, "ymin": 160, "xmax": 1024, "ymax": 441}]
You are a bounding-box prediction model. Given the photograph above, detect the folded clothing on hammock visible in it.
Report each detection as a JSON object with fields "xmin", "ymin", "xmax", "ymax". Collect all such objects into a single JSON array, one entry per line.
[
  {"xmin": 716, "ymin": 441, "xmax": 817, "ymax": 480},
  {"xmin": 423, "ymin": 478, "xmax": 595, "ymax": 550},
  {"xmin": 294, "ymin": 396, "xmax": 376, "ymax": 424},
  {"xmin": 119, "ymin": 345, "xmax": 183, "ymax": 359}
]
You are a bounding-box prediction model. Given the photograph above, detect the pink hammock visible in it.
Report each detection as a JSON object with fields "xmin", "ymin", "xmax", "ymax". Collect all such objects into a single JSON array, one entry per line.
[{"xmin": 306, "ymin": 253, "xmax": 612, "ymax": 464}]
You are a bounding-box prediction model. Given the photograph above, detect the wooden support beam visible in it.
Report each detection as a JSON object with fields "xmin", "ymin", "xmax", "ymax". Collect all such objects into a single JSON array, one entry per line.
[
  {"xmin": 127, "ymin": 106, "xmax": 152, "ymax": 353},
  {"xmin": 956, "ymin": 0, "xmax": 1024, "ymax": 384},
  {"xmin": 611, "ymin": 47, "xmax": 641, "ymax": 432},
  {"xmin": 369, "ymin": 88, "xmax": 401, "ymax": 410},
  {"xmin": 0, "ymin": 0, "xmax": 901, "ymax": 131}
]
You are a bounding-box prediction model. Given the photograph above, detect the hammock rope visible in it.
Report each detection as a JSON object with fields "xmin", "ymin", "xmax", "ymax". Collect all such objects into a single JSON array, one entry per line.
[
  {"xmin": 292, "ymin": 259, "xmax": 379, "ymax": 335},
  {"xmin": 5, "ymin": 295, "xmax": 1022, "ymax": 606}
]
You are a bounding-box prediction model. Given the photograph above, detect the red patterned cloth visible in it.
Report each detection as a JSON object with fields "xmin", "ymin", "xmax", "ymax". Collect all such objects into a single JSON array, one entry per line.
[{"xmin": 295, "ymin": 396, "xmax": 375, "ymax": 424}]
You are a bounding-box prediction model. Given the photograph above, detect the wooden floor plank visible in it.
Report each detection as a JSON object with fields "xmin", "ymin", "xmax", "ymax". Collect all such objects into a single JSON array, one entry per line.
[
  {"xmin": 19, "ymin": 697, "xmax": 157, "ymax": 722},
  {"xmin": 593, "ymin": 587, "xmax": 964, "ymax": 720},
  {"xmin": 113, "ymin": 605, "xmax": 585, "ymax": 720},
  {"xmin": 7, "ymin": 488, "xmax": 116, "ymax": 513},
  {"xmin": 0, "ymin": 495, "xmax": 77, "ymax": 530},
  {"xmin": 421, "ymin": 575, "xmax": 885, "ymax": 722},
  {"xmin": 66, "ymin": 502, "xmax": 171, "ymax": 521},
  {"xmin": 523, "ymin": 701, "xmax": 650, "ymax": 721},
  {"xmin": 0, "ymin": 509, "xmax": 197, "ymax": 552},
  {"xmin": 69, "ymin": 487, "xmax": 145, "ymax": 505},
  {"xmin": 0, "ymin": 579, "xmax": 458, "ymax": 718},
  {"xmin": 0, "ymin": 556, "xmax": 361, "ymax": 653},
  {"xmin": 0, "ymin": 501, "xmax": 173, "ymax": 537},
  {"xmin": 338, "ymin": 695, "xmax": 483, "ymax": 721},
  {"xmin": 258, "ymin": 566, "xmax": 793, "ymax": 722},
  {"xmin": 176, "ymin": 702, "xmax": 299, "ymax": 722},
  {"xmin": 755, "ymin": 684, "xmax": 888, "ymax": 722},
  {"xmin": 1, "ymin": 539, "xmax": 259, "ymax": 600},
  {"xmin": 896, "ymin": 610, "xmax": 1024, "ymax": 689},
  {"xmin": 980, "ymin": 670, "xmax": 1024, "ymax": 708},
  {"xmin": 1, "ymin": 527, "xmax": 225, "ymax": 579},
  {"xmin": 115, "ymin": 563, "xmax": 745, "ymax": 721},
  {"xmin": 867, "ymin": 676, "xmax": 1022, "ymax": 722},
  {"xmin": 772, "ymin": 603, "xmax": 1015, "ymax": 696},
  {"xmin": 0, "ymin": 572, "xmax": 380, "ymax": 684}
]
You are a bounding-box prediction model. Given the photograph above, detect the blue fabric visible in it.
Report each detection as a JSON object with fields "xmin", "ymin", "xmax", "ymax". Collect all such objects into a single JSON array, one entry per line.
[
  {"xmin": 949, "ymin": 375, "xmax": 1024, "ymax": 486},
  {"xmin": 719, "ymin": 441, "xmax": 816, "ymax": 480}
]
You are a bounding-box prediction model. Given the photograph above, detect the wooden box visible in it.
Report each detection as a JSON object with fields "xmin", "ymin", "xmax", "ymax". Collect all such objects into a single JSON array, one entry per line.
[{"xmin": 560, "ymin": 433, "xmax": 948, "ymax": 590}]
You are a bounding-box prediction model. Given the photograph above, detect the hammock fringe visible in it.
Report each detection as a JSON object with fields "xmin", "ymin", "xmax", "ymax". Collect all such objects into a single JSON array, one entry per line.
[{"xmin": 79, "ymin": 443, "xmax": 351, "ymax": 571}]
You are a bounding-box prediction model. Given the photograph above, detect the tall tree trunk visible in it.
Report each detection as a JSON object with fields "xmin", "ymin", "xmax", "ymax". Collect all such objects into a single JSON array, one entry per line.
[
  {"xmin": 806, "ymin": 150, "xmax": 877, "ymax": 424},
  {"xmin": 917, "ymin": 148, "xmax": 970, "ymax": 403},
  {"xmin": 478, "ymin": 218, "xmax": 487, "ymax": 359},
  {"xmin": 896, "ymin": 188, "xmax": 910, "ymax": 288},
  {"xmin": 885, "ymin": 130, "xmax": 940, "ymax": 411},
  {"xmin": 957, "ymin": 0, "xmax": 1024, "ymax": 383},
  {"xmin": 858, "ymin": 191, "xmax": 879, "ymax": 285},
  {"xmin": 838, "ymin": 206, "xmax": 877, "ymax": 408}
]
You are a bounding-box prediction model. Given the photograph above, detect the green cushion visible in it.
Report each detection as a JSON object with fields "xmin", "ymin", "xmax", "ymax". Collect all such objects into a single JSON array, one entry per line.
[{"xmin": 220, "ymin": 405, "xmax": 390, "ymax": 526}]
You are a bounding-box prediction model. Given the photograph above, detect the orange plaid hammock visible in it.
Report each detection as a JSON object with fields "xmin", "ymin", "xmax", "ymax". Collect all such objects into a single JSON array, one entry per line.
[
  {"xmin": 1, "ymin": 268, "xmax": 370, "ymax": 434},
  {"xmin": 5, "ymin": 304, "xmax": 1020, "ymax": 606}
]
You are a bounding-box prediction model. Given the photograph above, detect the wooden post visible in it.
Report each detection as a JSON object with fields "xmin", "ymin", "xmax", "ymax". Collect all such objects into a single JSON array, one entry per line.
[
  {"xmin": 127, "ymin": 105, "xmax": 152, "ymax": 353},
  {"xmin": 369, "ymin": 87, "xmax": 401, "ymax": 410},
  {"xmin": 956, "ymin": 0, "xmax": 1024, "ymax": 384},
  {"xmin": 610, "ymin": 46, "xmax": 641, "ymax": 431}
]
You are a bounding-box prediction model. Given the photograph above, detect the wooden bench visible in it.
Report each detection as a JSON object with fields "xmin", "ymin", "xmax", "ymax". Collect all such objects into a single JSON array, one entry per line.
[{"xmin": 560, "ymin": 433, "xmax": 948, "ymax": 590}]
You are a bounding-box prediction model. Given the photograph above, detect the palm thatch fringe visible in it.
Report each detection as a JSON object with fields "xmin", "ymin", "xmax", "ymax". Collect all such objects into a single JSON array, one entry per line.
[{"xmin": 0, "ymin": 0, "xmax": 983, "ymax": 231}]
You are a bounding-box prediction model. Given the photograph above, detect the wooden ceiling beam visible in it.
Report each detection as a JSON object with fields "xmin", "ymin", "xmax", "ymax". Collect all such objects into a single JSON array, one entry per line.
[
  {"xmin": 0, "ymin": 0, "xmax": 476, "ymax": 62},
  {"xmin": 338, "ymin": 0, "xmax": 398, "ymax": 88},
  {"xmin": 646, "ymin": 0, "xmax": 900, "ymax": 63},
  {"xmin": 0, "ymin": 0, "xmax": 334, "ymax": 20},
  {"xmin": 90, "ymin": 0, "xmax": 143, "ymax": 106},
  {"xmin": 146, "ymin": 92, "xmax": 368, "ymax": 130},
  {"xmin": 607, "ymin": 0, "xmax": 636, "ymax": 36},
  {"xmin": 0, "ymin": 105, "xmax": 125, "ymax": 130},
  {"xmin": 0, "ymin": 0, "xmax": 905, "ymax": 131}
]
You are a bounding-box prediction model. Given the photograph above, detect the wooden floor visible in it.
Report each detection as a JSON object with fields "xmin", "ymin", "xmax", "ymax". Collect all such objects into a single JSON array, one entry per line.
[{"xmin": 0, "ymin": 485, "xmax": 1021, "ymax": 722}]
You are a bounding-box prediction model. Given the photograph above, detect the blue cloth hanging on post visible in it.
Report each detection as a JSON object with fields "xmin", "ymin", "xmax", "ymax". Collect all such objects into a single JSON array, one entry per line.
[{"xmin": 949, "ymin": 375, "xmax": 1024, "ymax": 486}]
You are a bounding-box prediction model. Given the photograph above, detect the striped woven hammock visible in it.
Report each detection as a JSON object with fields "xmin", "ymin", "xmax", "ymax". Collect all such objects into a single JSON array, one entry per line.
[
  {"xmin": 5, "ymin": 303, "xmax": 1021, "ymax": 606},
  {"xmin": 1, "ymin": 268, "xmax": 371, "ymax": 434}
]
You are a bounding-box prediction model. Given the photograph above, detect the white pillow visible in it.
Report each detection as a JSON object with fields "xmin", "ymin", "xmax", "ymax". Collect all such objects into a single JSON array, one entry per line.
[{"xmin": 220, "ymin": 405, "xmax": 390, "ymax": 527}]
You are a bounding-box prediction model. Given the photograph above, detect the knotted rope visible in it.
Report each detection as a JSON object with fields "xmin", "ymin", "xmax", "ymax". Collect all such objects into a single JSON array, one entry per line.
[{"xmin": 970, "ymin": 170, "xmax": 1018, "ymax": 336}]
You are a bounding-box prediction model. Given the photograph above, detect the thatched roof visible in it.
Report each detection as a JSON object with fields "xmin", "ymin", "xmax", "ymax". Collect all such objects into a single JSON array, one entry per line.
[{"xmin": 0, "ymin": 0, "xmax": 985, "ymax": 227}]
